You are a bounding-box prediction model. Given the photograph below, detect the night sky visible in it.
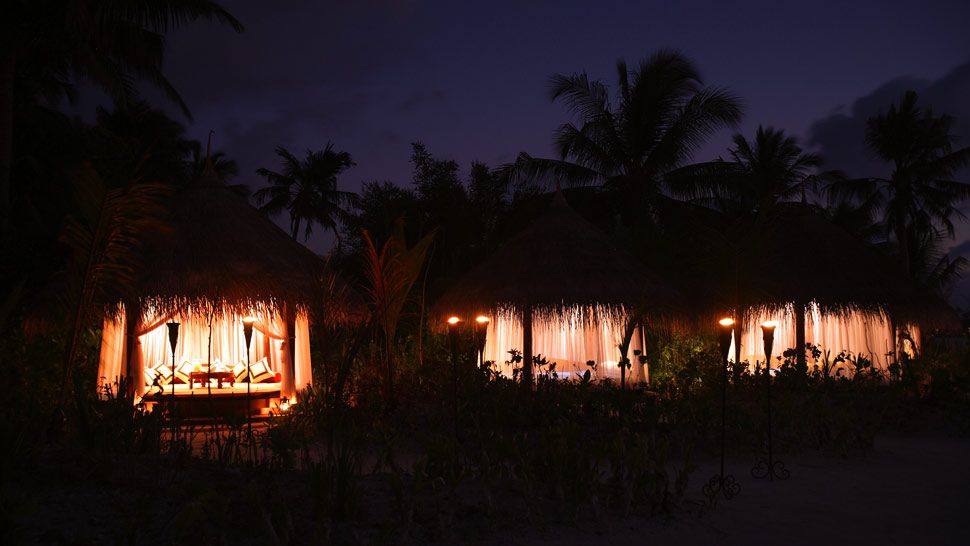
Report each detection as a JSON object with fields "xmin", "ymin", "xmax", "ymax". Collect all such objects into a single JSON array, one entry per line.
[{"xmin": 99, "ymin": 0, "xmax": 970, "ymax": 297}]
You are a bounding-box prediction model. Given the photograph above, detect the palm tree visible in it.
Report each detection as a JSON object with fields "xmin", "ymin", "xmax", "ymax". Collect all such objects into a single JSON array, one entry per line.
[
  {"xmin": 254, "ymin": 144, "xmax": 358, "ymax": 245},
  {"xmin": 1, "ymin": 0, "xmax": 243, "ymax": 234},
  {"xmin": 674, "ymin": 126, "xmax": 843, "ymax": 218},
  {"xmin": 503, "ymin": 50, "xmax": 742, "ymax": 213},
  {"xmin": 826, "ymin": 91, "xmax": 970, "ymax": 277}
]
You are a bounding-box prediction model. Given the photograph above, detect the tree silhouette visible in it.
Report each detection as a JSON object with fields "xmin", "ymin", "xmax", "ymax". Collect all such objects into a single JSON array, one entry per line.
[
  {"xmin": 254, "ymin": 144, "xmax": 358, "ymax": 245},
  {"xmin": 826, "ymin": 91, "xmax": 970, "ymax": 277},
  {"xmin": 673, "ymin": 126, "xmax": 843, "ymax": 218},
  {"xmin": 502, "ymin": 49, "xmax": 742, "ymax": 215},
  {"xmin": 1, "ymin": 0, "xmax": 243, "ymax": 235}
]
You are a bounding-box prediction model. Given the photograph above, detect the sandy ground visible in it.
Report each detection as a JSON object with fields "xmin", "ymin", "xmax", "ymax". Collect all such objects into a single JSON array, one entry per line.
[{"xmin": 496, "ymin": 435, "xmax": 970, "ymax": 546}]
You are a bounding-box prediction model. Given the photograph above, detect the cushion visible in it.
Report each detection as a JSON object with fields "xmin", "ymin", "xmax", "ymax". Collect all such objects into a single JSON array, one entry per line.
[
  {"xmin": 233, "ymin": 360, "xmax": 248, "ymax": 382},
  {"xmin": 174, "ymin": 359, "xmax": 193, "ymax": 384},
  {"xmin": 146, "ymin": 364, "xmax": 173, "ymax": 386},
  {"xmin": 249, "ymin": 357, "xmax": 275, "ymax": 383}
]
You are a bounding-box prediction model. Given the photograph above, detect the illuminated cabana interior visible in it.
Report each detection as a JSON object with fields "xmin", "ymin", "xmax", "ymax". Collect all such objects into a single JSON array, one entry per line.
[
  {"xmin": 96, "ymin": 166, "xmax": 323, "ymax": 412},
  {"xmin": 437, "ymin": 192, "xmax": 677, "ymax": 383},
  {"xmin": 659, "ymin": 200, "xmax": 954, "ymax": 371}
]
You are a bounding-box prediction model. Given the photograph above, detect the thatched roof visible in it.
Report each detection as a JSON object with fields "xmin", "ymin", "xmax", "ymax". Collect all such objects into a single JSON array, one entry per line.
[
  {"xmin": 133, "ymin": 169, "xmax": 325, "ymax": 314},
  {"xmin": 435, "ymin": 192, "xmax": 678, "ymax": 318},
  {"xmin": 653, "ymin": 199, "xmax": 958, "ymax": 327}
]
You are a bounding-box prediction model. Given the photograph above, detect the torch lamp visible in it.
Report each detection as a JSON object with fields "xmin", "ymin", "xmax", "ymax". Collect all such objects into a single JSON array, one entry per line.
[
  {"xmin": 474, "ymin": 315, "xmax": 490, "ymax": 367},
  {"xmin": 761, "ymin": 320, "xmax": 776, "ymax": 365},
  {"xmin": 752, "ymin": 320, "xmax": 789, "ymax": 481},
  {"xmin": 446, "ymin": 316, "xmax": 462, "ymax": 444},
  {"xmin": 242, "ymin": 317, "xmax": 255, "ymax": 446},
  {"xmin": 703, "ymin": 317, "xmax": 740, "ymax": 507},
  {"xmin": 166, "ymin": 322, "xmax": 180, "ymax": 446},
  {"xmin": 166, "ymin": 322, "xmax": 180, "ymax": 399}
]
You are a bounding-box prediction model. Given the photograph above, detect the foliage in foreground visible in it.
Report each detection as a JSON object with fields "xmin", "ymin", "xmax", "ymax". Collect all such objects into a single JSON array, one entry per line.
[{"xmin": 6, "ymin": 333, "xmax": 970, "ymax": 544}]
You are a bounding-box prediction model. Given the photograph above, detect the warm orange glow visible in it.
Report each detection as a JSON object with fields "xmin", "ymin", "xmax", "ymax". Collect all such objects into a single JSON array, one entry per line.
[
  {"xmin": 475, "ymin": 315, "xmax": 490, "ymax": 324},
  {"xmin": 242, "ymin": 316, "xmax": 256, "ymax": 325},
  {"xmin": 718, "ymin": 317, "xmax": 735, "ymax": 327},
  {"xmin": 447, "ymin": 316, "xmax": 461, "ymax": 325},
  {"xmin": 761, "ymin": 320, "xmax": 778, "ymax": 330}
]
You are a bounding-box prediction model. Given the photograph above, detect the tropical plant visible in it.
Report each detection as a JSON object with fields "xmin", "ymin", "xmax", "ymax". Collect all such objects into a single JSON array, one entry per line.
[
  {"xmin": 254, "ymin": 144, "xmax": 358, "ymax": 244},
  {"xmin": 359, "ymin": 223, "xmax": 435, "ymax": 405},
  {"xmin": 56, "ymin": 164, "xmax": 170, "ymax": 415},
  {"xmin": 826, "ymin": 91, "xmax": 970, "ymax": 277},
  {"xmin": 502, "ymin": 50, "xmax": 742, "ymax": 217},
  {"xmin": 0, "ymin": 0, "xmax": 243, "ymax": 234}
]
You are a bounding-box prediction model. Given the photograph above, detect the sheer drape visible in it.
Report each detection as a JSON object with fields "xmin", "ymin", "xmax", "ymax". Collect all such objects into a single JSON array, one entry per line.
[
  {"xmin": 483, "ymin": 306, "xmax": 645, "ymax": 382},
  {"xmin": 728, "ymin": 304, "xmax": 908, "ymax": 370},
  {"xmin": 97, "ymin": 314, "xmax": 126, "ymax": 393},
  {"xmin": 292, "ymin": 312, "xmax": 312, "ymax": 402},
  {"xmin": 139, "ymin": 310, "xmax": 285, "ymax": 379}
]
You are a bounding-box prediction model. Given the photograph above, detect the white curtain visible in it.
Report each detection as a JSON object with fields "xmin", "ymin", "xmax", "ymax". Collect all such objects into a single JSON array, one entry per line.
[
  {"xmin": 97, "ymin": 313, "xmax": 126, "ymax": 395},
  {"xmin": 139, "ymin": 309, "xmax": 285, "ymax": 382},
  {"xmin": 728, "ymin": 304, "xmax": 914, "ymax": 371},
  {"xmin": 293, "ymin": 312, "xmax": 312, "ymax": 399},
  {"xmin": 483, "ymin": 305, "xmax": 645, "ymax": 382}
]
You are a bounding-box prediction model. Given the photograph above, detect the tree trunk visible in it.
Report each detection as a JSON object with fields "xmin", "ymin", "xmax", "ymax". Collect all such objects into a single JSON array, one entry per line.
[
  {"xmin": 617, "ymin": 313, "xmax": 640, "ymax": 389},
  {"xmin": 522, "ymin": 307, "xmax": 533, "ymax": 388},
  {"xmin": 895, "ymin": 224, "xmax": 910, "ymax": 278},
  {"xmin": 0, "ymin": 53, "xmax": 14, "ymax": 237},
  {"xmin": 795, "ymin": 301, "xmax": 806, "ymax": 369}
]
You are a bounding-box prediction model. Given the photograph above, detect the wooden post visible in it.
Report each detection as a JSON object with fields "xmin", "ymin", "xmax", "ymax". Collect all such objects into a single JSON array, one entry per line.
[
  {"xmin": 281, "ymin": 305, "xmax": 297, "ymax": 401},
  {"xmin": 795, "ymin": 301, "xmax": 806, "ymax": 369},
  {"xmin": 522, "ymin": 307, "xmax": 534, "ymax": 388}
]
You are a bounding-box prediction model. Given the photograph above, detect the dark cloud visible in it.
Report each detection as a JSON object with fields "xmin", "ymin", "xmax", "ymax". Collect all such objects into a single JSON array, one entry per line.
[
  {"xmin": 808, "ymin": 59, "xmax": 970, "ymax": 306},
  {"xmin": 808, "ymin": 60, "xmax": 970, "ymax": 178}
]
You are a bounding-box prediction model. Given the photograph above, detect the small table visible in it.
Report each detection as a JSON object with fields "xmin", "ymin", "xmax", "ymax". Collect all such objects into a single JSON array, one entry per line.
[{"xmin": 190, "ymin": 371, "xmax": 235, "ymax": 389}]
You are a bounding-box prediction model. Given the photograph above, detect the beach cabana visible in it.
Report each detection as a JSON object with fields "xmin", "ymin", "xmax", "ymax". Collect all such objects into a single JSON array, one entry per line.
[
  {"xmin": 96, "ymin": 167, "xmax": 323, "ymax": 412},
  {"xmin": 658, "ymin": 200, "xmax": 954, "ymax": 370},
  {"xmin": 436, "ymin": 192, "xmax": 677, "ymax": 383}
]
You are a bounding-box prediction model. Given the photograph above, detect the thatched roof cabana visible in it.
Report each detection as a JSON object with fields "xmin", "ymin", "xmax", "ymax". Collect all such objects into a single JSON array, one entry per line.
[
  {"xmin": 654, "ymin": 199, "xmax": 953, "ymax": 324},
  {"xmin": 653, "ymin": 198, "xmax": 957, "ymax": 367},
  {"xmin": 437, "ymin": 191, "xmax": 677, "ymax": 317},
  {"xmin": 134, "ymin": 169, "xmax": 324, "ymax": 315},
  {"xmin": 98, "ymin": 167, "xmax": 327, "ymax": 405},
  {"xmin": 436, "ymin": 192, "xmax": 678, "ymax": 385}
]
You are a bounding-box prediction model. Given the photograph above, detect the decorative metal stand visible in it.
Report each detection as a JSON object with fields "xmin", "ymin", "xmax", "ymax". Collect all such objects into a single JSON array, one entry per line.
[
  {"xmin": 705, "ymin": 318, "xmax": 741, "ymax": 507},
  {"xmin": 166, "ymin": 322, "xmax": 180, "ymax": 451},
  {"xmin": 751, "ymin": 322, "xmax": 790, "ymax": 481},
  {"xmin": 243, "ymin": 318, "xmax": 255, "ymax": 462}
]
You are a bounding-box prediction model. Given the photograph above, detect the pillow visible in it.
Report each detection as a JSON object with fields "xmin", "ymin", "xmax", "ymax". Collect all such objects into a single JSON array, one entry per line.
[
  {"xmin": 233, "ymin": 360, "xmax": 248, "ymax": 383},
  {"xmin": 174, "ymin": 359, "xmax": 193, "ymax": 384},
  {"xmin": 146, "ymin": 364, "xmax": 173, "ymax": 386},
  {"xmin": 249, "ymin": 357, "xmax": 275, "ymax": 383}
]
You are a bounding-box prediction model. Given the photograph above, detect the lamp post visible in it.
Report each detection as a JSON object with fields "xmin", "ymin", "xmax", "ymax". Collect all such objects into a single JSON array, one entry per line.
[
  {"xmin": 703, "ymin": 317, "xmax": 741, "ymax": 507},
  {"xmin": 243, "ymin": 316, "xmax": 255, "ymax": 457},
  {"xmin": 752, "ymin": 321, "xmax": 790, "ymax": 481},
  {"xmin": 474, "ymin": 315, "xmax": 489, "ymax": 368},
  {"xmin": 447, "ymin": 316, "xmax": 462, "ymax": 450},
  {"xmin": 166, "ymin": 322, "xmax": 179, "ymax": 447}
]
